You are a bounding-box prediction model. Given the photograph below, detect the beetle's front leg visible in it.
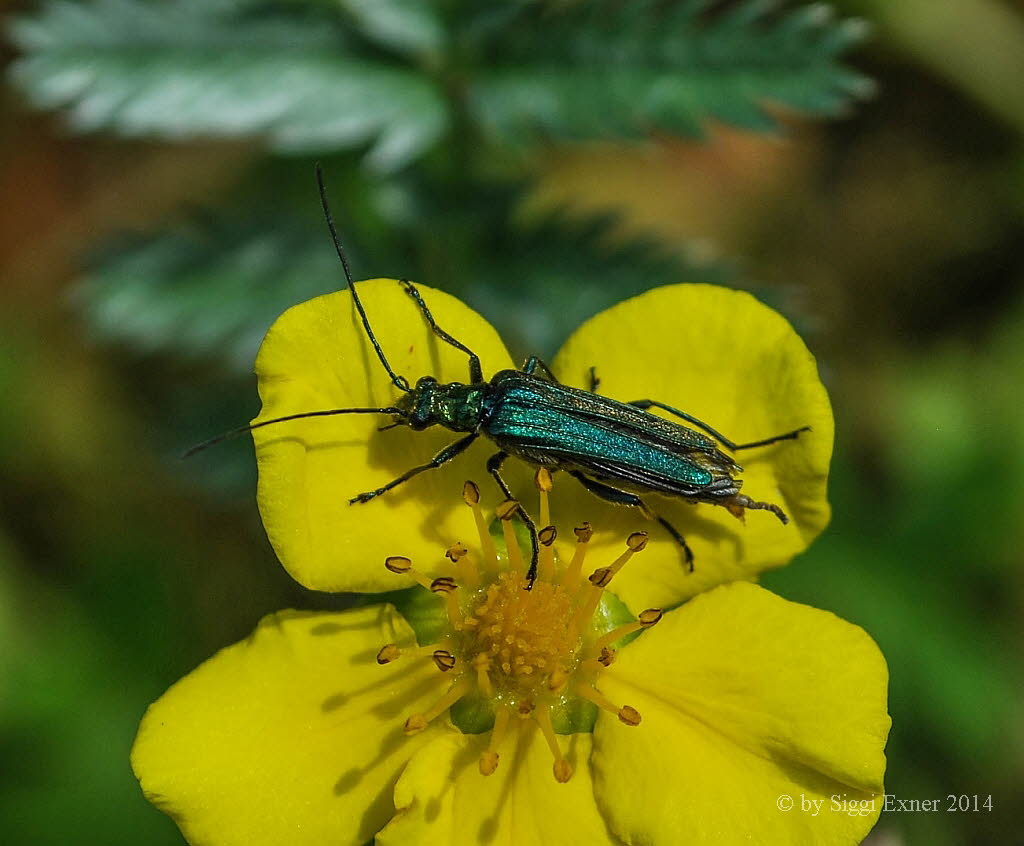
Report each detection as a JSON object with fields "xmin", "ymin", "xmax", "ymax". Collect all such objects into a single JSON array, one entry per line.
[
  {"xmin": 568, "ymin": 471, "xmax": 694, "ymax": 572},
  {"xmin": 349, "ymin": 433, "xmax": 478, "ymax": 504},
  {"xmin": 486, "ymin": 451, "xmax": 541, "ymax": 588}
]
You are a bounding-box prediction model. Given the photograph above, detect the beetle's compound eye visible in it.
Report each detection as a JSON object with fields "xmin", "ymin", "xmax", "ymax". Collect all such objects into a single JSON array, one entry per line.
[{"xmin": 415, "ymin": 375, "xmax": 438, "ymax": 387}]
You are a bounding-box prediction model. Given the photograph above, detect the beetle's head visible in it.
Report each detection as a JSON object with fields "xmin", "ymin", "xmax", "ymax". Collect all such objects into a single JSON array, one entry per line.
[{"xmin": 395, "ymin": 376, "xmax": 439, "ymax": 431}]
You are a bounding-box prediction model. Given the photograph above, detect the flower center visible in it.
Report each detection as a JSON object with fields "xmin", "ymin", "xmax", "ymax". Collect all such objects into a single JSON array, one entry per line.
[
  {"xmin": 376, "ymin": 469, "xmax": 661, "ymax": 783},
  {"xmin": 463, "ymin": 570, "xmax": 575, "ymax": 701}
]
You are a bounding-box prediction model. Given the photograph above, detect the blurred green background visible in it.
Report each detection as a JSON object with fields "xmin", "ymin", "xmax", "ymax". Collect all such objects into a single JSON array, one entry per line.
[{"xmin": 1, "ymin": 1, "xmax": 1021, "ymax": 844}]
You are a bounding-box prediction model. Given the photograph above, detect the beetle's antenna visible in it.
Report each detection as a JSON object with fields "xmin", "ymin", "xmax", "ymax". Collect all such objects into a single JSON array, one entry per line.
[
  {"xmin": 182, "ymin": 406, "xmax": 404, "ymax": 458},
  {"xmin": 315, "ymin": 164, "xmax": 411, "ymax": 393}
]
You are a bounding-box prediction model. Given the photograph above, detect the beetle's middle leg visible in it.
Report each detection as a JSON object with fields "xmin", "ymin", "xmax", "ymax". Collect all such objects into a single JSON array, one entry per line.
[
  {"xmin": 568, "ymin": 471, "xmax": 694, "ymax": 571},
  {"xmin": 349, "ymin": 433, "xmax": 478, "ymax": 504},
  {"xmin": 486, "ymin": 451, "xmax": 541, "ymax": 588},
  {"xmin": 627, "ymin": 399, "xmax": 810, "ymax": 451}
]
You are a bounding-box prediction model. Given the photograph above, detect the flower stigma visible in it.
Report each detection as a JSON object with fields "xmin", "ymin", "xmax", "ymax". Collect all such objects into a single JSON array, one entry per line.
[{"xmin": 376, "ymin": 469, "xmax": 661, "ymax": 783}]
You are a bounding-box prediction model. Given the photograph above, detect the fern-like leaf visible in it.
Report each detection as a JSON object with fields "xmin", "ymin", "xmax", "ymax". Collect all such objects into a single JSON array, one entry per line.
[
  {"xmin": 466, "ymin": 0, "xmax": 873, "ymax": 143},
  {"xmin": 9, "ymin": 0, "xmax": 446, "ymax": 170}
]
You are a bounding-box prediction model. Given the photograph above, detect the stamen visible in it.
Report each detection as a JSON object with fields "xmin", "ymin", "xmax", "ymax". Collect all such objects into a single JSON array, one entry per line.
[
  {"xmin": 534, "ymin": 706, "xmax": 572, "ymax": 783},
  {"xmin": 464, "ymin": 481, "xmax": 498, "ymax": 570},
  {"xmin": 573, "ymin": 683, "xmax": 642, "ymax": 727},
  {"xmin": 430, "ymin": 576, "xmax": 463, "ymax": 630},
  {"xmin": 404, "ymin": 677, "xmax": 472, "ymax": 735},
  {"xmin": 537, "ymin": 524, "xmax": 557, "ymax": 582},
  {"xmin": 495, "ymin": 500, "xmax": 524, "ymax": 573},
  {"xmin": 376, "ymin": 644, "xmax": 402, "ymax": 664},
  {"xmin": 472, "ymin": 653, "xmax": 494, "ymax": 697},
  {"xmin": 557, "ymin": 522, "xmax": 592, "ymax": 587},
  {"xmin": 385, "ymin": 556, "xmax": 434, "ymax": 591},
  {"xmin": 573, "ymin": 533, "xmax": 648, "ymax": 632},
  {"xmin": 591, "ymin": 608, "xmax": 662, "ymax": 653},
  {"xmin": 534, "ymin": 468, "xmax": 553, "ymax": 528},
  {"xmin": 479, "ymin": 705, "xmax": 512, "ymax": 775},
  {"xmin": 446, "ymin": 541, "xmax": 478, "ymax": 589}
]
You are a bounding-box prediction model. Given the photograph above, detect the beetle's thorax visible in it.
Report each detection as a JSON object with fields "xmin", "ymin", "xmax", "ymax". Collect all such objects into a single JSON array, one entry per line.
[{"xmin": 401, "ymin": 376, "xmax": 489, "ymax": 432}]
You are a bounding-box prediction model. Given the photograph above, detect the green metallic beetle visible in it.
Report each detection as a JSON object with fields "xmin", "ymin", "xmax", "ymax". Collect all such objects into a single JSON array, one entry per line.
[{"xmin": 191, "ymin": 168, "xmax": 808, "ymax": 585}]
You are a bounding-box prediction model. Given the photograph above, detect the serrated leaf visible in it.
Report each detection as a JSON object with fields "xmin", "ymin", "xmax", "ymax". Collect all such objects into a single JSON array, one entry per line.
[
  {"xmin": 466, "ymin": 0, "xmax": 872, "ymax": 143},
  {"xmin": 337, "ymin": 0, "xmax": 444, "ymax": 57},
  {"xmin": 74, "ymin": 213, "xmax": 351, "ymax": 371},
  {"xmin": 8, "ymin": 0, "xmax": 447, "ymax": 170}
]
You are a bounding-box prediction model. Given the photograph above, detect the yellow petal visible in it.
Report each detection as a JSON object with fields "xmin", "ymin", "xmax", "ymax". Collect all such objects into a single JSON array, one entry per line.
[
  {"xmin": 551, "ymin": 283, "xmax": 834, "ymax": 612},
  {"xmin": 592, "ymin": 582, "xmax": 889, "ymax": 844},
  {"xmin": 377, "ymin": 723, "xmax": 617, "ymax": 846},
  {"xmin": 131, "ymin": 605, "xmax": 448, "ymax": 846},
  {"xmin": 254, "ymin": 279, "xmax": 514, "ymax": 592}
]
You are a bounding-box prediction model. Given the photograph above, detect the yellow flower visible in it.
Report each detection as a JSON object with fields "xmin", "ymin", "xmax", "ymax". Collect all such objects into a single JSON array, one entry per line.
[
  {"xmin": 132, "ymin": 484, "xmax": 888, "ymax": 846},
  {"xmin": 252, "ymin": 279, "xmax": 833, "ymax": 613}
]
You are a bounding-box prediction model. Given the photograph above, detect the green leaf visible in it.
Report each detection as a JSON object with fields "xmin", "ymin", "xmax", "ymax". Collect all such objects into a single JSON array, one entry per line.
[
  {"xmin": 8, "ymin": 0, "xmax": 447, "ymax": 170},
  {"xmin": 466, "ymin": 0, "xmax": 874, "ymax": 143},
  {"xmin": 336, "ymin": 0, "xmax": 444, "ymax": 57},
  {"xmin": 74, "ymin": 212, "xmax": 349, "ymax": 371}
]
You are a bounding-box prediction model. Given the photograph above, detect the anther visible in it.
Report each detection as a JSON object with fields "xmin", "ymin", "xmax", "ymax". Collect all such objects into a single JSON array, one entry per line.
[
  {"xmin": 534, "ymin": 468, "xmax": 553, "ymax": 493},
  {"xmin": 376, "ymin": 644, "xmax": 401, "ymax": 664},
  {"xmin": 479, "ymin": 751, "xmax": 499, "ymax": 776},
  {"xmin": 446, "ymin": 543, "xmax": 468, "ymax": 562},
  {"xmin": 462, "ymin": 480, "xmax": 481, "ymax": 505},
  {"xmin": 495, "ymin": 500, "xmax": 520, "ymax": 521},
  {"xmin": 553, "ymin": 758, "xmax": 574, "ymax": 784},
  {"xmin": 559, "ymin": 522, "xmax": 592, "ymax": 586},
  {"xmin": 385, "ymin": 556, "xmax": 412, "ymax": 574},
  {"xmin": 432, "ymin": 649, "xmax": 456, "ymax": 672},
  {"xmin": 588, "ymin": 567, "xmax": 613, "ymax": 588},
  {"xmin": 638, "ymin": 608, "xmax": 663, "ymax": 627},
  {"xmin": 404, "ymin": 714, "xmax": 428, "ymax": 735},
  {"xmin": 598, "ymin": 647, "xmax": 616, "ymax": 667},
  {"xmin": 626, "ymin": 531, "xmax": 649, "ymax": 551},
  {"xmin": 539, "ymin": 526, "xmax": 557, "ymax": 546},
  {"xmin": 516, "ymin": 700, "xmax": 535, "ymax": 719},
  {"xmin": 430, "ymin": 576, "xmax": 457, "ymax": 594},
  {"xmin": 618, "ymin": 705, "xmax": 642, "ymax": 727}
]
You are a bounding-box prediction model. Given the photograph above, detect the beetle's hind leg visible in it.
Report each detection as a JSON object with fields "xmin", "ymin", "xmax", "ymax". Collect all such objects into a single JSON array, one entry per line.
[
  {"xmin": 568, "ymin": 471, "xmax": 694, "ymax": 572},
  {"xmin": 486, "ymin": 451, "xmax": 541, "ymax": 588},
  {"xmin": 522, "ymin": 356, "xmax": 560, "ymax": 382},
  {"xmin": 627, "ymin": 399, "xmax": 809, "ymax": 451}
]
